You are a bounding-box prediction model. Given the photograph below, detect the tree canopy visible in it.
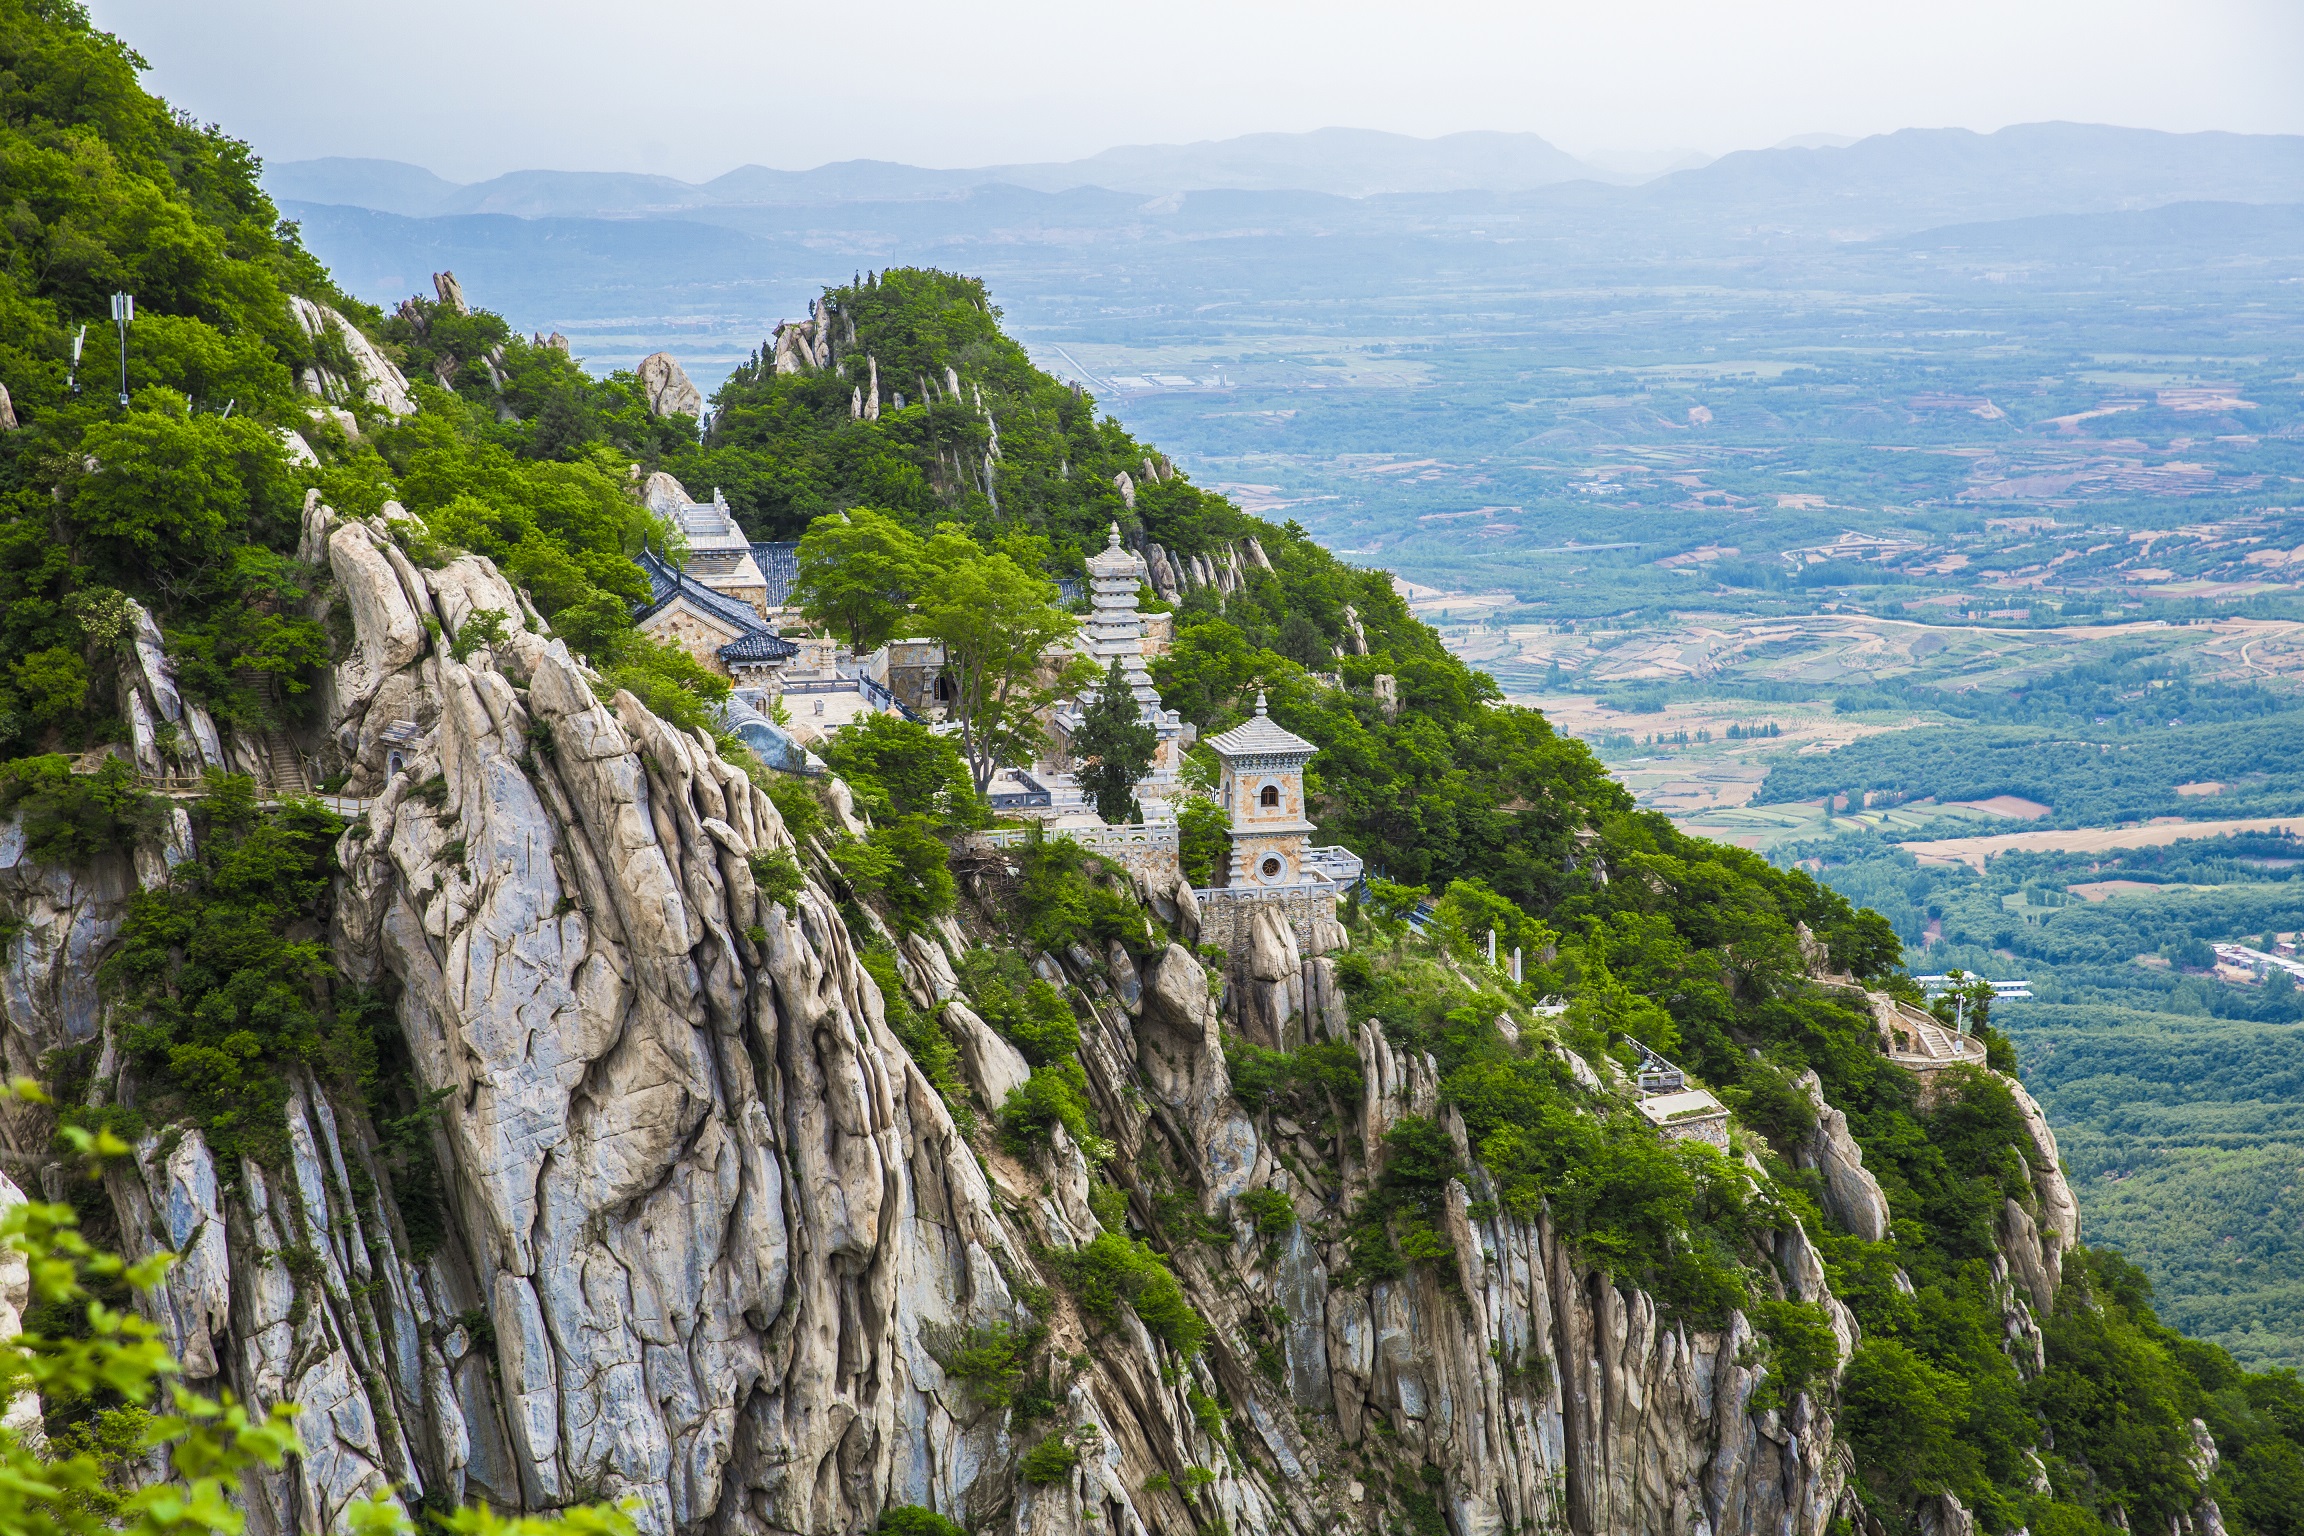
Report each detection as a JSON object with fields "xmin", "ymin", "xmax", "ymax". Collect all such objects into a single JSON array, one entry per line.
[{"xmin": 1069, "ymin": 659, "xmax": 1156, "ymax": 824}]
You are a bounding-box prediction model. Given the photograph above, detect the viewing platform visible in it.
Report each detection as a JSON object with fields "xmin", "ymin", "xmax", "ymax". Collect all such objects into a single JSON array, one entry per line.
[
  {"xmin": 1874, "ymin": 997, "xmax": 1988, "ymax": 1102},
  {"xmin": 1630, "ymin": 1043, "xmax": 1729, "ymax": 1148}
]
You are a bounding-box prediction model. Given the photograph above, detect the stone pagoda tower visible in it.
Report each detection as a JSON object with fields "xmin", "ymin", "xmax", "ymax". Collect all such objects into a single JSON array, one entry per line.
[
  {"xmin": 1205, "ymin": 691, "xmax": 1320, "ymax": 887},
  {"xmin": 1058, "ymin": 524, "xmax": 1185, "ymax": 790}
]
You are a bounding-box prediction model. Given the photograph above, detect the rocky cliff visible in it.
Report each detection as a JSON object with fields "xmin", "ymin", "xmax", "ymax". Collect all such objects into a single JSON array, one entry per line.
[{"xmin": 0, "ymin": 501, "xmax": 2088, "ymax": 1536}]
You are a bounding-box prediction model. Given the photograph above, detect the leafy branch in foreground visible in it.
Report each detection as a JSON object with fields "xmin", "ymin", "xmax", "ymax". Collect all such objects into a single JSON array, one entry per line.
[{"xmin": 0, "ymin": 1080, "xmax": 634, "ymax": 1536}]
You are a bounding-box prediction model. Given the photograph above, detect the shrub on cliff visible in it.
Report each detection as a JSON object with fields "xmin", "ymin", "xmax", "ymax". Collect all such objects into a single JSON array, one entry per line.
[{"xmin": 98, "ymin": 775, "xmax": 356, "ymax": 1168}]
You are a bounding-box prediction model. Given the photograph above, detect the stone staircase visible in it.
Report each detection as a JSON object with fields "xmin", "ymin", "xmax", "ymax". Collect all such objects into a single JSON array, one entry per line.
[
  {"xmin": 234, "ymin": 667, "xmax": 309, "ymax": 797},
  {"xmin": 1886, "ymin": 999, "xmax": 1984, "ymax": 1064},
  {"xmin": 1909, "ymin": 1016, "xmax": 1962, "ymax": 1060}
]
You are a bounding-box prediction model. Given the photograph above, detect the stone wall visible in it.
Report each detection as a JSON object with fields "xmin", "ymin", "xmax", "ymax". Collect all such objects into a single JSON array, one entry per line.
[
  {"xmin": 970, "ymin": 822, "xmax": 1183, "ymax": 893},
  {"xmin": 1657, "ymin": 1109, "xmax": 1731, "ymax": 1150},
  {"xmin": 1194, "ymin": 881, "xmax": 1340, "ymax": 958}
]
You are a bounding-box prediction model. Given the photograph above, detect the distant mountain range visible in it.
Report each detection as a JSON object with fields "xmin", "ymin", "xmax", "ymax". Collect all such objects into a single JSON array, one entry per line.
[
  {"xmin": 265, "ymin": 128, "xmax": 1621, "ymax": 216},
  {"xmin": 1637, "ymin": 122, "xmax": 2304, "ymax": 225},
  {"xmin": 267, "ymin": 122, "xmax": 2304, "ymax": 226}
]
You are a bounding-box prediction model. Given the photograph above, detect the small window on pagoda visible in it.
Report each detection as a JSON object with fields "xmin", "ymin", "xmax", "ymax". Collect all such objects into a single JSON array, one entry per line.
[
  {"xmin": 1260, "ymin": 784, "xmax": 1280, "ymax": 809},
  {"xmin": 1261, "ymin": 856, "xmax": 1284, "ymax": 879}
]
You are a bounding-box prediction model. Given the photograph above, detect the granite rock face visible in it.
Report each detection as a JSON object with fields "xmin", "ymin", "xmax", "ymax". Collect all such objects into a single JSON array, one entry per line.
[
  {"xmin": 0, "ymin": 510, "xmax": 2086, "ymax": 1536},
  {"xmin": 288, "ymin": 295, "xmax": 418, "ymax": 417},
  {"xmin": 1795, "ymin": 1069, "xmax": 1892, "ymax": 1244}
]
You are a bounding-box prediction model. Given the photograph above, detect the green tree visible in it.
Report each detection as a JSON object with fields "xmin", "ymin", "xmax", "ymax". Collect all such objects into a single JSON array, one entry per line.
[
  {"xmin": 832, "ymin": 815, "xmax": 957, "ymax": 936},
  {"xmin": 1429, "ymin": 876, "xmax": 1553, "ymax": 969},
  {"xmin": 1927, "ymin": 969, "xmax": 1996, "ymax": 1034},
  {"xmin": 1363, "ymin": 879, "xmax": 1427, "ymax": 940},
  {"xmin": 1177, "ymin": 794, "xmax": 1228, "ymax": 887},
  {"xmin": 793, "ymin": 508, "xmax": 926, "ymax": 652},
  {"xmin": 915, "ymin": 534, "xmax": 1090, "ymax": 793},
  {"xmin": 874, "ymin": 1510, "xmax": 966, "ymax": 1536},
  {"xmin": 1070, "ymin": 659, "xmax": 1156, "ymax": 825},
  {"xmin": 0, "ymin": 756, "xmax": 157, "ymax": 863},
  {"xmin": 10, "ymin": 646, "xmax": 87, "ymax": 724},
  {"xmin": 1841, "ymin": 1339, "xmax": 1979, "ymax": 1504},
  {"xmin": 102, "ymin": 775, "xmax": 358, "ymax": 1167},
  {"xmin": 821, "ymin": 711, "xmax": 984, "ymax": 829},
  {"xmin": 68, "ymin": 403, "xmax": 297, "ymax": 583},
  {"xmin": 1275, "ymin": 610, "xmax": 1331, "ymax": 670}
]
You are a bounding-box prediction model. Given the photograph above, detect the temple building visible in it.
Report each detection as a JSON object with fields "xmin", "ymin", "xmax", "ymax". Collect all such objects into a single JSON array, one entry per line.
[
  {"xmin": 634, "ymin": 550, "xmax": 798, "ymax": 683},
  {"xmin": 1203, "ymin": 691, "xmax": 1363, "ymax": 890},
  {"xmin": 642, "ymin": 472, "xmax": 771, "ymax": 616},
  {"xmin": 630, "ymin": 473, "xmax": 798, "ymax": 682}
]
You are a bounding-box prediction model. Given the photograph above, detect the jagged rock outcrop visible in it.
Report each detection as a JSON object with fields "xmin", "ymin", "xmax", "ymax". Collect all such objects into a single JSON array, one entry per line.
[
  {"xmin": 638, "ymin": 353, "xmax": 704, "ymax": 419},
  {"xmin": 1794, "ymin": 1070, "xmax": 1891, "ymax": 1243},
  {"xmin": 946, "ymin": 997, "xmax": 1030, "ymax": 1105},
  {"xmin": 1142, "ymin": 540, "xmax": 1181, "ymax": 603},
  {"xmin": 1136, "ymin": 944, "xmax": 1259, "ymax": 1207},
  {"xmin": 0, "ymin": 824, "xmax": 128, "ymax": 1070},
  {"xmin": 288, "ymin": 294, "xmax": 418, "ymax": 417},
  {"xmin": 2009, "ymin": 1078, "xmax": 2080, "ymax": 1274},
  {"xmin": 771, "ymin": 301, "xmax": 837, "ymax": 374},
  {"xmin": 116, "ymin": 595, "xmax": 229, "ymax": 779}
]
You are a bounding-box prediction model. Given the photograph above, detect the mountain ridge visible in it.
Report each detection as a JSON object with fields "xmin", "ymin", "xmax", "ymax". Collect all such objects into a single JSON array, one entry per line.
[{"xmin": 266, "ymin": 121, "xmax": 2304, "ymax": 224}]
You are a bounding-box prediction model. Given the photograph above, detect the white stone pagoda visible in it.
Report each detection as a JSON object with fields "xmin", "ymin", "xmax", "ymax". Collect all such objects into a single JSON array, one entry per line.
[{"xmin": 1051, "ymin": 524, "xmax": 1186, "ymax": 797}]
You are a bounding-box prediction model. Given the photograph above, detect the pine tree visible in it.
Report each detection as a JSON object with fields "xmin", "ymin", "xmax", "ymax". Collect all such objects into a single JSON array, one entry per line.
[{"xmin": 1072, "ymin": 659, "xmax": 1157, "ymax": 824}]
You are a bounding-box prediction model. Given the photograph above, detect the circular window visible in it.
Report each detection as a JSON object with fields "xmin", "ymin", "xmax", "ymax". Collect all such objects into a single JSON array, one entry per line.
[{"xmin": 1260, "ymin": 856, "xmax": 1284, "ymax": 880}]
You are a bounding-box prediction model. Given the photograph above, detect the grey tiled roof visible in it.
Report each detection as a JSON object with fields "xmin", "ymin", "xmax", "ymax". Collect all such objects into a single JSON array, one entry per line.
[
  {"xmin": 719, "ymin": 630, "xmax": 799, "ymax": 662},
  {"xmin": 636, "ymin": 548, "xmax": 768, "ymax": 631},
  {"xmin": 1206, "ymin": 706, "xmax": 1316, "ymax": 759},
  {"xmin": 635, "ymin": 548, "xmax": 796, "ymax": 663},
  {"xmin": 750, "ymin": 542, "xmax": 799, "ymax": 608}
]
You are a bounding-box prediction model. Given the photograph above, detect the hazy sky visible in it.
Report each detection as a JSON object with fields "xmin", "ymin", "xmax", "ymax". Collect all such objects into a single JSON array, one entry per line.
[{"xmin": 91, "ymin": 0, "xmax": 2304, "ymax": 183}]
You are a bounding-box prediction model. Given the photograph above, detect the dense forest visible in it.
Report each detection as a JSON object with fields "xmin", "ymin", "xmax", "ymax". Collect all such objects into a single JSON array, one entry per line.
[
  {"xmin": 2011, "ymin": 1000, "xmax": 2304, "ymax": 1373},
  {"xmin": 3, "ymin": 3, "xmax": 2304, "ymax": 1532},
  {"xmin": 1822, "ymin": 651, "xmax": 2296, "ymax": 733},
  {"xmin": 1757, "ymin": 715, "xmax": 2304, "ymax": 829}
]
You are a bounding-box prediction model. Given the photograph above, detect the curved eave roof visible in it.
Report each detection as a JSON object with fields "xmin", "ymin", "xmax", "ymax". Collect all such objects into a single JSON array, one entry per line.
[
  {"xmin": 720, "ymin": 632, "xmax": 800, "ymax": 662},
  {"xmin": 635, "ymin": 547, "xmax": 783, "ymax": 634}
]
